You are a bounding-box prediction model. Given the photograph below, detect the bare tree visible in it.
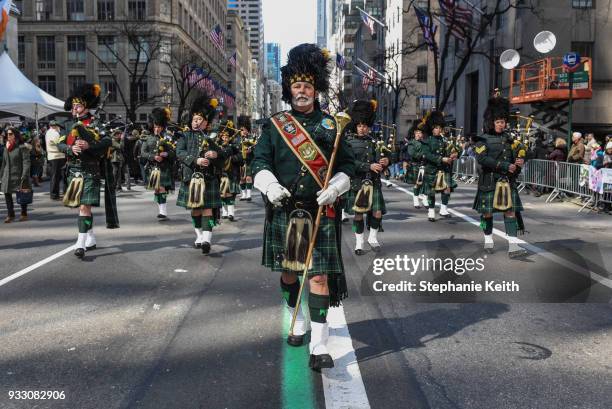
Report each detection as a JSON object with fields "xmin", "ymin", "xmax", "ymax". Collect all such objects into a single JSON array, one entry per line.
[
  {"xmin": 87, "ymin": 21, "xmax": 164, "ymax": 122},
  {"xmin": 404, "ymin": 0, "xmax": 538, "ymax": 112},
  {"xmin": 162, "ymin": 39, "xmax": 214, "ymax": 123}
]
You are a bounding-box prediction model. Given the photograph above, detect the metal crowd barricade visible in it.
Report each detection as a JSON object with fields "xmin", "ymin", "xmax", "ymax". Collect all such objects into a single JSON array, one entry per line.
[
  {"xmin": 517, "ymin": 159, "xmax": 557, "ymax": 193},
  {"xmin": 453, "ymin": 156, "xmax": 478, "ymax": 184}
]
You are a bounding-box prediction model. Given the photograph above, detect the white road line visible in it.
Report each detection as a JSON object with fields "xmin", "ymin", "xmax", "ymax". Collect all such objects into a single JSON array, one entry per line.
[
  {"xmin": 0, "ymin": 245, "xmax": 75, "ymax": 288},
  {"xmin": 323, "ymin": 305, "xmax": 371, "ymax": 409},
  {"xmin": 392, "ymin": 184, "xmax": 612, "ymax": 290}
]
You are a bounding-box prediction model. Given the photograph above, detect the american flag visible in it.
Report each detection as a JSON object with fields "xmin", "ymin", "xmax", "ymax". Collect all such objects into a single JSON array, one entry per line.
[
  {"xmin": 228, "ymin": 51, "xmax": 237, "ymax": 68},
  {"xmin": 209, "ymin": 24, "xmax": 224, "ymax": 50},
  {"xmin": 437, "ymin": 0, "xmax": 472, "ymax": 40},
  {"xmin": 361, "ymin": 68, "xmax": 378, "ymax": 90},
  {"xmin": 336, "ymin": 52, "xmax": 346, "ymax": 70},
  {"xmin": 413, "ymin": 6, "xmax": 437, "ymax": 51},
  {"xmin": 360, "ymin": 9, "xmax": 376, "ymax": 36}
]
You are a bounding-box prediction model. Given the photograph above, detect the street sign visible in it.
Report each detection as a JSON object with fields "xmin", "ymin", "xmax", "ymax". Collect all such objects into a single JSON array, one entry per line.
[
  {"xmin": 563, "ymin": 52, "xmax": 581, "ymax": 71},
  {"xmin": 558, "ymin": 72, "xmax": 588, "ymax": 83}
]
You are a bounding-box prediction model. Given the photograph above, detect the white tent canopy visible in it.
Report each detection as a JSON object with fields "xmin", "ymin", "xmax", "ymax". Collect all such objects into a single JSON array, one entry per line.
[{"xmin": 0, "ymin": 51, "xmax": 65, "ymax": 119}]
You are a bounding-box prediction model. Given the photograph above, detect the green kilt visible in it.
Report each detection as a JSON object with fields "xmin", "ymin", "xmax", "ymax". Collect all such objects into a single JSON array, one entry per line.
[
  {"xmin": 263, "ymin": 208, "xmax": 344, "ymax": 277},
  {"xmin": 343, "ymin": 182, "xmax": 386, "ymax": 216},
  {"xmin": 473, "ymin": 188, "xmax": 524, "ymax": 214},
  {"xmin": 148, "ymin": 166, "xmax": 174, "ymax": 191},
  {"xmin": 242, "ymin": 164, "xmax": 253, "ymax": 178},
  {"xmin": 404, "ymin": 164, "xmax": 419, "ymax": 185},
  {"xmin": 422, "ymin": 170, "xmax": 457, "ymax": 196},
  {"xmin": 225, "ymin": 176, "xmax": 242, "ymax": 195},
  {"xmin": 176, "ymin": 176, "xmax": 222, "ymax": 209},
  {"xmin": 66, "ymin": 166, "xmax": 101, "ymax": 207}
]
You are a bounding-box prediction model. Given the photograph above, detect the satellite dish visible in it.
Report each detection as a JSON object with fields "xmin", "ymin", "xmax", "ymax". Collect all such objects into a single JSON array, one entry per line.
[
  {"xmin": 534, "ymin": 31, "xmax": 556, "ymax": 54},
  {"xmin": 500, "ymin": 49, "xmax": 520, "ymax": 70}
]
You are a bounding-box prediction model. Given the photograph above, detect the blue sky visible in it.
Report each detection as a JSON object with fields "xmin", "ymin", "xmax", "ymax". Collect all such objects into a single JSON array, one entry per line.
[{"xmin": 262, "ymin": 0, "xmax": 317, "ymax": 65}]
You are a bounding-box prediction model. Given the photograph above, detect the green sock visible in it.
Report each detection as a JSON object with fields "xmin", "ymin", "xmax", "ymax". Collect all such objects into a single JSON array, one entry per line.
[
  {"xmin": 78, "ymin": 215, "xmax": 93, "ymax": 233},
  {"xmin": 192, "ymin": 215, "xmax": 202, "ymax": 228},
  {"xmin": 480, "ymin": 216, "xmax": 493, "ymax": 235},
  {"xmin": 246, "ymin": 182, "xmax": 253, "ymax": 189},
  {"xmin": 202, "ymin": 215, "xmax": 214, "ymax": 231},
  {"xmin": 158, "ymin": 193, "xmax": 167, "ymax": 204},
  {"xmin": 504, "ymin": 216, "xmax": 518, "ymax": 237},
  {"xmin": 308, "ymin": 293, "xmax": 329, "ymax": 324},
  {"xmin": 428, "ymin": 194, "xmax": 435, "ymax": 208},
  {"xmin": 240, "ymin": 183, "xmax": 246, "ymax": 190},
  {"xmin": 352, "ymin": 219, "xmax": 364, "ymax": 234},
  {"xmin": 442, "ymin": 193, "xmax": 450, "ymax": 205}
]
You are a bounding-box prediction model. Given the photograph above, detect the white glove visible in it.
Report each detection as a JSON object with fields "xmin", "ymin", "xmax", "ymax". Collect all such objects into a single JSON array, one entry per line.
[
  {"xmin": 267, "ymin": 183, "xmax": 292, "ymax": 206},
  {"xmin": 254, "ymin": 169, "xmax": 291, "ymax": 206},
  {"xmin": 316, "ymin": 172, "xmax": 350, "ymax": 206}
]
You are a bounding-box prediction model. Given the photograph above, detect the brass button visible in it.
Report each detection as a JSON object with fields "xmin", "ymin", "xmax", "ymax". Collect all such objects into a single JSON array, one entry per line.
[{"xmin": 299, "ymin": 184, "xmax": 304, "ymax": 189}]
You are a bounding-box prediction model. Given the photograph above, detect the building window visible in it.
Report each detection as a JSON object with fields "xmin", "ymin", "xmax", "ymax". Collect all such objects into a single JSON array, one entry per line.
[
  {"xmin": 98, "ymin": 36, "xmax": 117, "ymax": 65},
  {"xmin": 572, "ymin": 0, "xmax": 593, "ymax": 7},
  {"xmin": 128, "ymin": 1, "xmax": 146, "ymax": 20},
  {"xmin": 135, "ymin": 79, "xmax": 148, "ymax": 103},
  {"xmin": 100, "ymin": 76, "xmax": 117, "ymax": 103},
  {"xmin": 417, "ymin": 65, "xmax": 428, "ymax": 83},
  {"xmin": 68, "ymin": 76, "xmax": 86, "ymax": 94},
  {"xmin": 37, "ymin": 36, "xmax": 55, "ymax": 69},
  {"xmin": 18, "ymin": 36, "xmax": 25, "ymax": 69},
  {"xmin": 39, "ymin": 76, "xmax": 56, "ymax": 95},
  {"xmin": 67, "ymin": 36, "xmax": 86, "ymax": 69},
  {"xmin": 128, "ymin": 37, "xmax": 150, "ymax": 63},
  {"xmin": 571, "ymin": 41, "xmax": 594, "ymax": 59},
  {"xmin": 67, "ymin": 0, "xmax": 85, "ymax": 21},
  {"xmin": 97, "ymin": 0, "xmax": 115, "ymax": 21},
  {"xmin": 35, "ymin": 0, "xmax": 52, "ymax": 21}
]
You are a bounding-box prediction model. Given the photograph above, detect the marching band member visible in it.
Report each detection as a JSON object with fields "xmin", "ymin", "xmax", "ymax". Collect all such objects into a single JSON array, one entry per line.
[
  {"xmin": 238, "ymin": 115, "xmax": 255, "ymax": 201},
  {"xmin": 217, "ymin": 120, "xmax": 243, "ymax": 221}
]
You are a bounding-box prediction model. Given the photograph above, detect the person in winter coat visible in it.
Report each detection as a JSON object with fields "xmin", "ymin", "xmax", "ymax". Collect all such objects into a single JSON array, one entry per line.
[
  {"xmin": 547, "ymin": 138, "xmax": 567, "ymax": 162},
  {"xmin": 0, "ymin": 128, "xmax": 32, "ymax": 222}
]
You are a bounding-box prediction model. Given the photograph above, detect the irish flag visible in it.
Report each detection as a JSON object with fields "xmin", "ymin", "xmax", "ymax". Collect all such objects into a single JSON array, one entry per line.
[{"xmin": 0, "ymin": 0, "xmax": 11, "ymax": 42}]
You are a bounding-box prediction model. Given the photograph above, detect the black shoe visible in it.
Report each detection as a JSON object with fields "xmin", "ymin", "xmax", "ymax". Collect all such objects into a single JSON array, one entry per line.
[
  {"xmin": 508, "ymin": 249, "xmax": 528, "ymax": 259},
  {"xmin": 222, "ymin": 215, "xmax": 228, "ymax": 219},
  {"xmin": 309, "ymin": 354, "xmax": 334, "ymax": 372},
  {"xmin": 428, "ymin": 218, "xmax": 436, "ymax": 222},
  {"xmin": 157, "ymin": 214, "xmax": 168, "ymax": 221},
  {"xmin": 239, "ymin": 197, "xmax": 246, "ymax": 201},
  {"xmin": 106, "ymin": 223, "xmax": 120, "ymax": 229},
  {"xmin": 201, "ymin": 242, "xmax": 211, "ymax": 254},
  {"xmin": 228, "ymin": 215, "xmax": 235, "ymax": 222},
  {"xmin": 369, "ymin": 244, "xmax": 381, "ymax": 252},
  {"xmin": 194, "ymin": 242, "xmax": 202, "ymax": 249},
  {"xmin": 287, "ymin": 334, "xmax": 305, "ymax": 347},
  {"xmin": 414, "ymin": 205, "xmax": 421, "ymax": 209},
  {"xmin": 51, "ymin": 195, "xmax": 60, "ymax": 201},
  {"xmin": 246, "ymin": 197, "xmax": 252, "ymax": 202},
  {"xmin": 86, "ymin": 244, "xmax": 97, "ymax": 251},
  {"xmin": 355, "ymin": 249, "xmax": 364, "ymax": 256},
  {"xmin": 74, "ymin": 248, "xmax": 85, "ymax": 259},
  {"xmin": 441, "ymin": 213, "xmax": 451, "ymax": 219}
]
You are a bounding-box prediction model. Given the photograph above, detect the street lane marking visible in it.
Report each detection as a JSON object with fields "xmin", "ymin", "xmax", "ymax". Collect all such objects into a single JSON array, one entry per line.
[
  {"xmin": 323, "ymin": 305, "xmax": 371, "ymax": 409},
  {"xmin": 0, "ymin": 245, "xmax": 75, "ymax": 288},
  {"xmin": 282, "ymin": 306, "xmax": 315, "ymax": 409},
  {"xmin": 392, "ymin": 184, "xmax": 612, "ymax": 290}
]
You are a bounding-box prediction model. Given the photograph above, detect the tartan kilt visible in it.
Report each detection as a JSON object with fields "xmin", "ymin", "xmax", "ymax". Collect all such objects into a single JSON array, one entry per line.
[
  {"xmin": 342, "ymin": 182, "xmax": 386, "ymax": 215},
  {"xmin": 423, "ymin": 170, "xmax": 457, "ymax": 196},
  {"xmin": 148, "ymin": 166, "xmax": 174, "ymax": 191},
  {"xmin": 404, "ymin": 165, "xmax": 419, "ymax": 185},
  {"xmin": 473, "ymin": 188, "xmax": 524, "ymax": 214},
  {"xmin": 263, "ymin": 208, "xmax": 344, "ymax": 277},
  {"xmin": 176, "ymin": 176, "xmax": 222, "ymax": 209},
  {"xmin": 66, "ymin": 166, "xmax": 101, "ymax": 207},
  {"xmin": 242, "ymin": 164, "xmax": 253, "ymax": 178}
]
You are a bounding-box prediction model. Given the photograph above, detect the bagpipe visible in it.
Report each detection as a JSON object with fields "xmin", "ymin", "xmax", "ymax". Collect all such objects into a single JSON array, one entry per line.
[
  {"xmin": 186, "ymin": 132, "xmax": 211, "ymax": 208},
  {"xmin": 146, "ymin": 135, "xmax": 176, "ymax": 191}
]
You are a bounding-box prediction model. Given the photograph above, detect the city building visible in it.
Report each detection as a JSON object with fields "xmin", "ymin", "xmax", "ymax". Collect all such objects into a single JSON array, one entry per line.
[
  {"xmin": 264, "ymin": 42, "xmax": 280, "ymax": 83},
  {"xmin": 16, "ymin": 0, "xmax": 229, "ymax": 123},
  {"xmin": 441, "ymin": 0, "xmax": 612, "ymax": 137},
  {"xmin": 226, "ymin": 9, "xmax": 253, "ymax": 120},
  {"xmin": 227, "ymin": 0, "xmax": 264, "ymax": 65}
]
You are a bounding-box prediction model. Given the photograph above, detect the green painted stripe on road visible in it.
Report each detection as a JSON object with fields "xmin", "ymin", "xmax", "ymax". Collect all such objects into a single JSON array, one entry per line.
[{"xmin": 281, "ymin": 304, "xmax": 316, "ymax": 409}]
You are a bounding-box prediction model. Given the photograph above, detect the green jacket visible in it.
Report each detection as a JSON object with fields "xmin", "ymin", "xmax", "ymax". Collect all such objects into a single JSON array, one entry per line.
[
  {"xmin": 421, "ymin": 135, "xmax": 446, "ymax": 174},
  {"xmin": 176, "ymin": 130, "xmax": 224, "ymax": 182},
  {"xmin": 474, "ymin": 131, "xmax": 524, "ymax": 192},
  {"xmin": 252, "ymin": 109, "xmax": 355, "ymax": 200},
  {"xmin": 1, "ymin": 144, "xmax": 31, "ymax": 194},
  {"xmin": 346, "ymin": 133, "xmax": 383, "ymax": 188},
  {"xmin": 141, "ymin": 134, "xmax": 176, "ymax": 171}
]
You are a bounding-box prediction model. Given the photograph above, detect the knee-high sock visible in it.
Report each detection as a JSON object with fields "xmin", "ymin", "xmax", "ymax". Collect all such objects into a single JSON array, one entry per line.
[
  {"xmin": 441, "ymin": 193, "xmax": 450, "ymax": 205},
  {"xmin": 309, "ymin": 293, "xmax": 329, "ymax": 324},
  {"xmin": 192, "ymin": 215, "xmax": 203, "ymax": 229},
  {"xmin": 202, "ymin": 215, "xmax": 214, "ymax": 232},
  {"xmin": 428, "ymin": 194, "xmax": 436, "ymax": 209},
  {"xmin": 280, "ymin": 277, "xmax": 300, "ymax": 308},
  {"xmin": 504, "ymin": 216, "xmax": 518, "ymax": 238},
  {"xmin": 154, "ymin": 193, "xmax": 167, "ymax": 204},
  {"xmin": 369, "ymin": 216, "xmax": 381, "ymax": 230},
  {"xmin": 481, "ymin": 216, "xmax": 493, "ymax": 235},
  {"xmin": 246, "ymin": 182, "xmax": 253, "ymax": 189},
  {"xmin": 352, "ymin": 218, "xmax": 365, "ymax": 234},
  {"xmin": 78, "ymin": 215, "xmax": 93, "ymax": 233}
]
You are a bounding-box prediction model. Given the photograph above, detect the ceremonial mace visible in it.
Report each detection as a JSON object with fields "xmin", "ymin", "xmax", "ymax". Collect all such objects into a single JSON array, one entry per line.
[{"xmin": 288, "ymin": 111, "xmax": 352, "ymax": 342}]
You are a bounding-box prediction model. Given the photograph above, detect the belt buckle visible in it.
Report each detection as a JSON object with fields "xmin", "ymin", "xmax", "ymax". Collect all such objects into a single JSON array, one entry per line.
[{"xmin": 294, "ymin": 201, "xmax": 304, "ymax": 209}]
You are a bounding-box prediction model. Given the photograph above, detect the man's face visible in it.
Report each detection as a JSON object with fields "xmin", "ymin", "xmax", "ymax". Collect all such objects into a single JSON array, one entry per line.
[
  {"xmin": 494, "ymin": 119, "xmax": 506, "ymax": 134},
  {"xmin": 72, "ymin": 103, "xmax": 86, "ymax": 117},
  {"xmin": 153, "ymin": 125, "xmax": 164, "ymax": 136},
  {"xmin": 240, "ymin": 127, "xmax": 248, "ymax": 137},
  {"xmin": 356, "ymin": 123, "xmax": 369, "ymax": 136},
  {"xmin": 191, "ymin": 115, "xmax": 207, "ymax": 131},
  {"xmin": 414, "ymin": 130, "xmax": 423, "ymax": 140},
  {"xmin": 290, "ymin": 82, "xmax": 316, "ymax": 112},
  {"xmin": 432, "ymin": 126, "xmax": 442, "ymax": 136},
  {"xmin": 587, "ymin": 133, "xmax": 594, "ymax": 141},
  {"xmin": 221, "ymin": 133, "xmax": 230, "ymax": 144},
  {"xmin": 573, "ymin": 135, "xmax": 581, "ymax": 144}
]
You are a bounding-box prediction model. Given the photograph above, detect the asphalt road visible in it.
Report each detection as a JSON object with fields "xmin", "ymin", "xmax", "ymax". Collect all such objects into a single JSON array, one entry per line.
[{"xmin": 0, "ymin": 179, "xmax": 610, "ymax": 409}]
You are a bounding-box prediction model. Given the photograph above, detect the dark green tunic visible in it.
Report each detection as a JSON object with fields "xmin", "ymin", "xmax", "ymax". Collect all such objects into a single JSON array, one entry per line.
[
  {"xmin": 342, "ymin": 133, "xmax": 386, "ymax": 215},
  {"xmin": 176, "ymin": 130, "xmax": 224, "ymax": 209},
  {"xmin": 252, "ymin": 109, "xmax": 355, "ymax": 278},
  {"xmin": 220, "ymin": 141, "xmax": 243, "ymax": 196},
  {"xmin": 141, "ymin": 133, "xmax": 176, "ymax": 190},
  {"xmin": 473, "ymin": 131, "xmax": 525, "ymax": 214},
  {"xmin": 421, "ymin": 135, "xmax": 457, "ymax": 196}
]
